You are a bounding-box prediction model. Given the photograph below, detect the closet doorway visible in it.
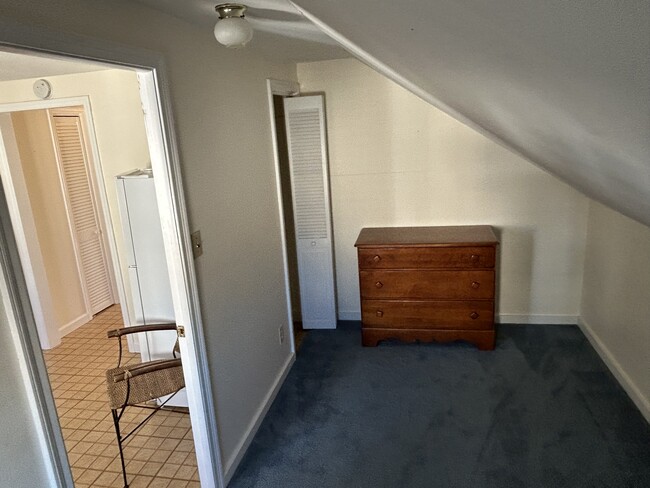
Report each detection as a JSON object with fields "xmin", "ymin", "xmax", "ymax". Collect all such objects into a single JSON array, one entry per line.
[
  {"xmin": 267, "ymin": 79, "xmax": 337, "ymax": 353},
  {"xmin": 50, "ymin": 107, "xmax": 115, "ymax": 317}
]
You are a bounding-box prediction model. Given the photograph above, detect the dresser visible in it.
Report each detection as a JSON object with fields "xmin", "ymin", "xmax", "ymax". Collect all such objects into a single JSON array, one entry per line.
[{"xmin": 354, "ymin": 226, "xmax": 498, "ymax": 350}]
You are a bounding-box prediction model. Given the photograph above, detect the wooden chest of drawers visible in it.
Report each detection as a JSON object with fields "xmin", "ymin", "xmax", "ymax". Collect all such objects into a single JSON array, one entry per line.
[{"xmin": 354, "ymin": 226, "xmax": 498, "ymax": 350}]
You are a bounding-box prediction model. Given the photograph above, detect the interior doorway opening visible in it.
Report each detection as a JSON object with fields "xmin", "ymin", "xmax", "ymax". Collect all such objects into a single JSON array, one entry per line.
[
  {"xmin": 0, "ymin": 104, "xmax": 119, "ymax": 350},
  {"xmin": 0, "ymin": 45, "xmax": 222, "ymax": 488},
  {"xmin": 267, "ymin": 79, "xmax": 338, "ymax": 348}
]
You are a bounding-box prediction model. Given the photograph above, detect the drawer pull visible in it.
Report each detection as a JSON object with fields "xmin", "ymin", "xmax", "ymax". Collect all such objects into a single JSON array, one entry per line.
[
  {"xmin": 470, "ymin": 311, "xmax": 479, "ymax": 320},
  {"xmin": 376, "ymin": 310, "xmax": 384, "ymax": 317},
  {"xmin": 372, "ymin": 255, "xmax": 381, "ymax": 263},
  {"xmin": 470, "ymin": 254, "xmax": 480, "ymax": 263},
  {"xmin": 471, "ymin": 281, "xmax": 480, "ymax": 289},
  {"xmin": 375, "ymin": 281, "xmax": 384, "ymax": 288}
]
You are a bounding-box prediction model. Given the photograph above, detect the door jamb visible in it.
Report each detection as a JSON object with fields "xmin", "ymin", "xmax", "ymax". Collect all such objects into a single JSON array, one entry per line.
[
  {"xmin": 0, "ymin": 113, "xmax": 59, "ymax": 349},
  {"xmin": 0, "ymin": 183, "xmax": 72, "ymax": 486},
  {"xmin": 0, "ymin": 28, "xmax": 224, "ymax": 488},
  {"xmin": 266, "ymin": 78, "xmax": 300, "ymax": 354}
]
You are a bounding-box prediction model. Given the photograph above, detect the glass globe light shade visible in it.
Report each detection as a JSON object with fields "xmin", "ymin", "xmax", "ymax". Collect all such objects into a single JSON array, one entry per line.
[{"xmin": 214, "ymin": 17, "xmax": 253, "ymax": 48}]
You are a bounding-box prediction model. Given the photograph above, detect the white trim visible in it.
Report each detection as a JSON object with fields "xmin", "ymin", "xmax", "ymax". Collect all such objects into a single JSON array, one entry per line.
[
  {"xmin": 578, "ymin": 317, "xmax": 650, "ymax": 423},
  {"xmin": 0, "ymin": 186, "xmax": 71, "ymax": 487},
  {"xmin": 224, "ymin": 353, "xmax": 296, "ymax": 484},
  {"xmin": 0, "ymin": 97, "xmax": 129, "ymax": 345},
  {"xmin": 338, "ymin": 310, "xmax": 361, "ymax": 321},
  {"xmin": 137, "ymin": 69, "xmax": 224, "ymax": 487},
  {"xmin": 267, "ymin": 78, "xmax": 300, "ymax": 353},
  {"xmin": 496, "ymin": 314, "xmax": 578, "ymax": 325},
  {"xmin": 268, "ymin": 78, "xmax": 300, "ymax": 97},
  {"xmin": 58, "ymin": 312, "xmax": 91, "ymax": 337},
  {"xmin": 0, "ymin": 25, "xmax": 223, "ymax": 488},
  {"xmin": 0, "ymin": 114, "xmax": 59, "ymax": 349}
]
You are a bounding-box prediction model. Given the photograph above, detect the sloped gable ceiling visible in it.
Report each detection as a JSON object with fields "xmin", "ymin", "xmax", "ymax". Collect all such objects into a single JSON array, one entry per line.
[{"xmin": 293, "ymin": 0, "xmax": 650, "ymax": 226}]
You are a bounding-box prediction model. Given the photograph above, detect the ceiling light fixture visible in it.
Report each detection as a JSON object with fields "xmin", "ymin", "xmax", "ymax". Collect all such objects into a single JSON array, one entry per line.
[{"xmin": 214, "ymin": 3, "xmax": 253, "ymax": 49}]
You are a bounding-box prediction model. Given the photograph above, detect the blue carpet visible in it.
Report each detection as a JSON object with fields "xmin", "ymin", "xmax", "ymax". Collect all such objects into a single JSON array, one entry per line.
[{"xmin": 229, "ymin": 323, "xmax": 650, "ymax": 487}]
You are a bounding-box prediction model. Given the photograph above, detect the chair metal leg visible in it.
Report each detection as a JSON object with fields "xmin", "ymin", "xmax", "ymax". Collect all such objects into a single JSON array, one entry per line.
[{"xmin": 111, "ymin": 409, "xmax": 129, "ymax": 488}]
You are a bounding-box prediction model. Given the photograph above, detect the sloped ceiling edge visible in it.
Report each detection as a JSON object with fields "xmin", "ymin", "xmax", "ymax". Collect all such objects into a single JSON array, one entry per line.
[{"xmin": 293, "ymin": 1, "xmax": 650, "ymax": 227}]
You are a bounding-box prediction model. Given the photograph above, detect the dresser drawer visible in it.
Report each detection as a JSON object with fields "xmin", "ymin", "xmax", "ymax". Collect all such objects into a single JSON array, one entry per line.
[
  {"xmin": 362, "ymin": 300, "xmax": 494, "ymax": 330},
  {"xmin": 358, "ymin": 246, "xmax": 495, "ymax": 269},
  {"xmin": 359, "ymin": 270, "xmax": 495, "ymax": 299}
]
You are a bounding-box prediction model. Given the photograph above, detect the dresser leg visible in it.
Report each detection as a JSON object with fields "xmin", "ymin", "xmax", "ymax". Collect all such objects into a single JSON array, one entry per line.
[
  {"xmin": 361, "ymin": 330, "xmax": 380, "ymax": 347},
  {"xmin": 475, "ymin": 331, "xmax": 496, "ymax": 351}
]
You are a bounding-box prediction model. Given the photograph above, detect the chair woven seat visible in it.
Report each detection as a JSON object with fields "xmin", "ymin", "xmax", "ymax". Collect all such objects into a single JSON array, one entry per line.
[
  {"xmin": 106, "ymin": 358, "xmax": 184, "ymax": 409},
  {"xmin": 106, "ymin": 323, "xmax": 186, "ymax": 487}
]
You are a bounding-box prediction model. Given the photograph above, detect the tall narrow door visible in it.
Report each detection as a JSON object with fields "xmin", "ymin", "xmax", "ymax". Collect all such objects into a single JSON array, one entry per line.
[
  {"xmin": 51, "ymin": 113, "xmax": 114, "ymax": 315},
  {"xmin": 284, "ymin": 95, "xmax": 337, "ymax": 329}
]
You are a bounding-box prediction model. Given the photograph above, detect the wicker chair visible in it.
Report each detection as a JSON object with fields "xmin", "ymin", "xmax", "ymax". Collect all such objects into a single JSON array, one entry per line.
[{"xmin": 106, "ymin": 324, "xmax": 186, "ymax": 488}]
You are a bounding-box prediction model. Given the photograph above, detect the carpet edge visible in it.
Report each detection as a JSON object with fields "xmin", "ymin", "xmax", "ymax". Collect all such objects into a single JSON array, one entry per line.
[
  {"xmin": 578, "ymin": 316, "xmax": 650, "ymax": 423},
  {"xmin": 223, "ymin": 352, "xmax": 296, "ymax": 484}
]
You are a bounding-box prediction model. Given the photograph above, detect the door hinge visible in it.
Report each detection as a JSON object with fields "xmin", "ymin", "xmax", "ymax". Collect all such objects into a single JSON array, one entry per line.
[{"xmin": 177, "ymin": 325, "xmax": 186, "ymax": 338}]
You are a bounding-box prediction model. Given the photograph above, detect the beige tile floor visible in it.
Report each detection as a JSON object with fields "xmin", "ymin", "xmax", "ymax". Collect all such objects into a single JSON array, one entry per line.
[{"xmin": 43, "ymin": 305, "xmax": 200, "ymax": 488}]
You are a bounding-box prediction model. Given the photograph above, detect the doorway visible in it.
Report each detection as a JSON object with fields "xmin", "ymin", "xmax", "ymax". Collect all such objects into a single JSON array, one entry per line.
[
  {"xmin": 0, "ymin": 96, "xmax": 199, "ymax": 485},
  {"xmin": 267, "ymin": 79, "xmax": 338, "ymax": 347},
  {"xmin": 271, "ymin": 92, "xmax": 305, "ymax": 348},
  {"xmin": 0, "ymin": 46, "xmax": 222, "ymax": 488},
  {"xmin": 1, "ymin": 105, "xmax": 118, "ymax": 348}
]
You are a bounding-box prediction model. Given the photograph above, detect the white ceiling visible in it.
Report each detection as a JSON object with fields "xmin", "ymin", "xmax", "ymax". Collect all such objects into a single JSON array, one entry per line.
[
  {"xmin": 292, "ymin": 0, "xmax": 650, "ymax": 226},
  {"xmin": 0, "ymin": 50, "xmax": 111, "ymax": 82},
  {"xmin": 3, "ymin": 1, "xmax": 647, "ymax": 226},
  {"xmin": 135, "ymin": 0, "xmax": 650, "ymax": 226},
  {"xmin": 133, "ymin": 0, "xmax": 349, "ymax": 63}
]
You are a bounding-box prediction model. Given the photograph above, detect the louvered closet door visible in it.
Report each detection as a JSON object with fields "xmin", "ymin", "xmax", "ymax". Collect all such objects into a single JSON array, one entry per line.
[
  {"xmin": 52, "ymin": 115, "xmax": 114, "ymax": 315},
  {"xmin": 284, "ymin": 95, "xmax": 337, "ymax": 329}
]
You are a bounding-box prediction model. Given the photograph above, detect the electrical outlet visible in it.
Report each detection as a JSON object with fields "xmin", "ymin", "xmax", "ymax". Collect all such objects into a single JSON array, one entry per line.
[{"xmin": 278, "ymin": 325, "xmax": 285, "ymax": 344}]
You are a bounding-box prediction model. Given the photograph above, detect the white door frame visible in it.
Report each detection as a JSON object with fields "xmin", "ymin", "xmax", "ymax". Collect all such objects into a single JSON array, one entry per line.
[
  {"xmin": 0, "ymin": 24, "xmax": 224, "ymax": 488},
  {"xmin": 0, "ymin": 113, "xmax": 59, "ymax": 349},
  {"xmin": 266, "ymin": 78, "xmax": 300, "ymax": 353},
  {"xmin": 0, "ymin": 98, "xmax": 123, "ymax": 348}
]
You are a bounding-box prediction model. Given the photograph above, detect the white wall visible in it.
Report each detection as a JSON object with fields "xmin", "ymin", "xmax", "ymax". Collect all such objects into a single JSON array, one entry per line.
[
  {"xmin": 0, "ymin": 69, "xmax": 153, "ymax": 335},
  {"xmin": 0, "ymin": 0, "xmax": 297, "ymax": 480},
  {"xmin": 293, "ymin": 0, "xmax": 650, "ymax": 227},
  {"xmin": 10, "ymin": 109, "xmax": 87, "ymax": 333},
  {"xmin": 0, "ymin": 234, "xmax": 51, "ymax": 487},
  {"xmin": 0, "ymin": 300, "xmax": 51, "ymax": 487},
  {"xmin": 579, "ymin": 201, "xmax": 650, "ymax": 420},
  {"xmin": 297, "ymin": 59, "xmax": 590, "ymax": 323}
]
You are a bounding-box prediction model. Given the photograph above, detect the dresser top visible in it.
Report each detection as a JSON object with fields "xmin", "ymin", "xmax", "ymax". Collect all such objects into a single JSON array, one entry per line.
[{"xmin": 355, "ymin": 225, "xmax": 498, "ymax": 248}]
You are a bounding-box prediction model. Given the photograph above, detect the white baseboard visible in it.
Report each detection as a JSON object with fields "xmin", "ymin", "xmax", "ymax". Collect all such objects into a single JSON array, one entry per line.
[
  {"xmin": 338, "ymin": 310, "xmax": 360, "ymax": 321},
  {"xmin": 497, "ymin": 314, "xmax": 577, "ymax": 325},
  {"xmin": 339, "ymin": 310, "xmax": 578, "ymax": 325},
  {"xmin": 578, "ymin": 317, "xmax": 650, "ymax": 423},
  {"xmin": 223, "ymin": 353, "xmax": 296, "ymax": 484},
  {"xmin": 59, "ymin": 313, "xmax": 91, "ymax": 337}
]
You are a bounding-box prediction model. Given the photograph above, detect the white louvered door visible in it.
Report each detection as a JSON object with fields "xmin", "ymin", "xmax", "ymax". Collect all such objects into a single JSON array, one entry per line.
[
  {"xmin": 284, "ymin": 95, "xmax": 337, "ymax": 329},
  {"xmin": 52, "ymin": 113, "xmax": 114, "ymax": 315}
]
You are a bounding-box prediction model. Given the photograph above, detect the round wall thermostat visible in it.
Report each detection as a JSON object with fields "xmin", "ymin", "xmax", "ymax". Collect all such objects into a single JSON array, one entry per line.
[{"xmin": 33, "ymin": 79, "xmax": 52, "ymax": 99}]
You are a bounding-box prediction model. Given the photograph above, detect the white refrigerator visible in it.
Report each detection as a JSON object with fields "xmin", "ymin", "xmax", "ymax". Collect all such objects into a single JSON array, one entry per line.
[{"xmin": 116, "ymin": 169, "xmax": 187, "ymax": 407}]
